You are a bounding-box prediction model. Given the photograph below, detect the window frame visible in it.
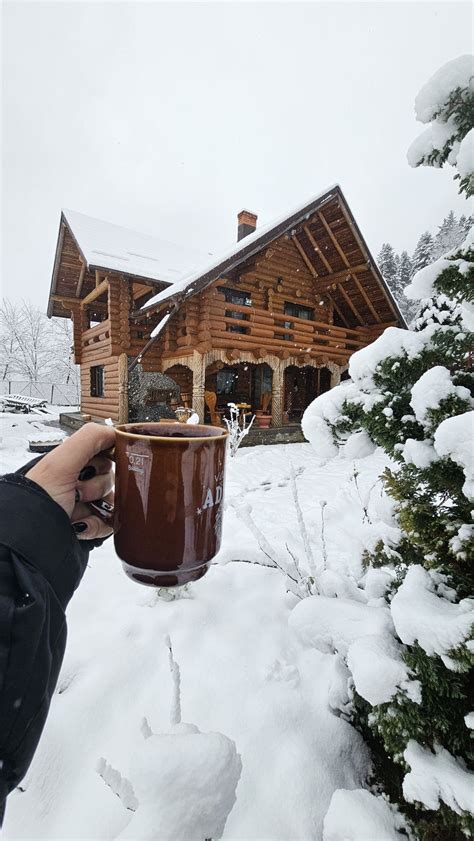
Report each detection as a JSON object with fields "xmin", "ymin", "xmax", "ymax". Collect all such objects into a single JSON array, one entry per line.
[
  {"xmin": 90, "ymin": 365, "xmax": 105, "ymax": 398},
  {"xmin": 284, "ymin": 301, "xmax": 315, "ymax": 321}
]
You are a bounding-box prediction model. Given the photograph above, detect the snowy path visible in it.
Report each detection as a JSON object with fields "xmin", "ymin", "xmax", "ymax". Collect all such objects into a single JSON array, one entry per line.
[{"xmin": 1, "ymin": 415, "xmax": 393, "ymax": 840}]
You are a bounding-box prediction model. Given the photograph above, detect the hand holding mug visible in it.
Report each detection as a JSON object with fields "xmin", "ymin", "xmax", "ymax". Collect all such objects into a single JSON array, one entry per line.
[{"xmin": 26, "ymin": 423, "xmax": 116, "ymax": 540}]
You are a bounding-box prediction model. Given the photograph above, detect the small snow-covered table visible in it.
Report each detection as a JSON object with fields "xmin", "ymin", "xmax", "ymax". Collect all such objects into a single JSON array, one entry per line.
[{"xmin": 0, "ymin": 394, "xmax": 50, "ymax": 414}]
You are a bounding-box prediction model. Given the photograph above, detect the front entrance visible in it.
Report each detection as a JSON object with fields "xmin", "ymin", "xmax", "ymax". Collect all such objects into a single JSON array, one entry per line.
[
  {"xmin": 283, "ymin": 365, "xmax": 331, "ymax": 423},
  {"xmin": 204, "ymin": 361, "xmax": 273, "ymax": 421}
]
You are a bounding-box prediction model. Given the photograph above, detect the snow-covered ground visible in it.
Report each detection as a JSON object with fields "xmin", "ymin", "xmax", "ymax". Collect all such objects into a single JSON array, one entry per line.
[{"xmin": 1, "ymin": 411, "xmax": 399, "ymax": 840}]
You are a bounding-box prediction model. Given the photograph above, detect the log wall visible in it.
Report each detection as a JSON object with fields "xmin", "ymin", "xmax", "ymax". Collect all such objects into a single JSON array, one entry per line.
[{"xmin": 80, "ymin": 355, "xmax": 122, "ymax": 420}]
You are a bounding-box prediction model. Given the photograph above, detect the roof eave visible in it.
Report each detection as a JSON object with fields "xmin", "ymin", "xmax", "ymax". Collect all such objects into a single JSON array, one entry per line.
[
  {"xmin": 335, "ymin": 192, "xmax": 408, "ymax": 328},
  {"xmin": 134, "ymin": 185, "xmax": 340, "ymax": 320},
  {"xmin": 46, "ymin": 214, "xmax": 67, "ymax": 318}
]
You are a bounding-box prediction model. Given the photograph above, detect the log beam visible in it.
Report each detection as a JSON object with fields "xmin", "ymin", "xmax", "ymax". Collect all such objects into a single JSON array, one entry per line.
[
  {"xmin": 81, "ymin": 279, "xmax": 109, "ymax": 307},
  {"xmin": 338, "ymin": 283, "xmax": 364, "ymax": 326},
  {"xmin": 76, "ymin": 262, "xmax": 86, "ymax": 298},
  {"xmin": 326, "ymin": 292, "xmax": 350, "ymax": 328},
  {"xmin": 318, "ymin": 212, "xmax": 349, "ymax": 265},
  {"xmin": 291, "ymin": 234, "xmax": 318, "ymax": 278},
  {"xmin": 312, "ymin": 263, "xmax": 369, "ymax": 289},
  {"xmin": 303, "ymin": 225, "xmax": 333, "ymax": 274},
  {"xmin": 354, "ymin": 277, "xmax": 381, "ymax": 323}
]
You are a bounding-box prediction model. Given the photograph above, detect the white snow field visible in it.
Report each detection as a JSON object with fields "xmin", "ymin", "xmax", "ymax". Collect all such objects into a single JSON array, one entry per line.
[{"xmin": 1, "ymin": 411, "xmax": 407, "ymax": 840}]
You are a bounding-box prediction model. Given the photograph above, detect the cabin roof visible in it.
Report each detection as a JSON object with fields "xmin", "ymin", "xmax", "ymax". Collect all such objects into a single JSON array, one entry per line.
[
  {"xmin": 62, "ymin": 208, "xmax": 212, "ymax": 284},
  {"xmin": 137, "ymin": 184, "xmax": 406, "ymax": 327}
]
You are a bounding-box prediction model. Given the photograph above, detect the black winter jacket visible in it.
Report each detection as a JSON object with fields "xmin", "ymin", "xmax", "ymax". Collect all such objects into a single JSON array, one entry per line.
[{"xmin": 0, "ymin": 457, "xmax": 102, "ymax": 825}]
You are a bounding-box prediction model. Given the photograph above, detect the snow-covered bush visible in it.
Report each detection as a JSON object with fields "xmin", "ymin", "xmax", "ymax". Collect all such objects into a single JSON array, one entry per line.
[
  {"xmin": 224, "ymin": 403, "xmax": 255, "ymax": 457},
  {"xmin": 407, "ymin": 54, "xmax": 473, "ymax": 197},
  {"xmin": 302, "ymin": 55, "xmax": 474, "ymax": 841},
  {"xmin": 97, "ymin": 638, "xmax": 242, "ymax": 840}
]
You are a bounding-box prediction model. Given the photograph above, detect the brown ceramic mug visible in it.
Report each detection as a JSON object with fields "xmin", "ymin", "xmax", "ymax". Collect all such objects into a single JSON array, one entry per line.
[{"xmin": 107, "ymin": 422, "xmax": 228, "ymax": 587}]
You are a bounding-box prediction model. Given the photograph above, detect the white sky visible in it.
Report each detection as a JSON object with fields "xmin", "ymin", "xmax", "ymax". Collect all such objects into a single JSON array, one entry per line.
[{"xmin": 1, "ymin": 1, "xmax": 472, "ymax": 309}]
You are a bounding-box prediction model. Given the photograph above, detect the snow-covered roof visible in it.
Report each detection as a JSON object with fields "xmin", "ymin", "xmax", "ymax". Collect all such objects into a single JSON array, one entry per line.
[
  {"xmin": 140, "ymin": 184, "xmax": 341, "ymax": 312},
  {"xmin": 63, "ymin": 209, "xmax": 212, "ymax": 285}
]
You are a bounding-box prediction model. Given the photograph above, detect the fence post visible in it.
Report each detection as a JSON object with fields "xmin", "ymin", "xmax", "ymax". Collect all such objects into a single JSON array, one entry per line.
[{"xmin": 8, "ymin": 381, "xmax": 11, "ymax": 394}]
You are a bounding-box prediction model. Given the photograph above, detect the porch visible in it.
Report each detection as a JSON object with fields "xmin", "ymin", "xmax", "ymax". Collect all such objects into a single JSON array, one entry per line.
[
  {"xmin": 159, "ymin": 349, "xmax": 346, "ymax": 428},
  {"xmin": 58, "ymin": 410, "xmax": 307, "ymax": 446}
]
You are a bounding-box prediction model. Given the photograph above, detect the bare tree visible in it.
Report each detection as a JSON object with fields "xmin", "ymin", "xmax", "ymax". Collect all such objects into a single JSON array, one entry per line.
[
  {"xmin": 0, "ymin": 298, "xmax": 79, "ymax": 385},
  {"xmin": 0, "ymin": 299, "xmax": 22, "ymax": 380}
]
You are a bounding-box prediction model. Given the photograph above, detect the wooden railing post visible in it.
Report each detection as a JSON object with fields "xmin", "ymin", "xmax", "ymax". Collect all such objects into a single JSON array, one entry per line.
[
  {"xmin": 271, "ymin": 362, "xmax": 284, "ymax": 427},
  {"xmin": 191, "ymin": 352, "xmax": 205, "ymax": 422},
  {"xmin": 118, "ymin": 353, "xmax": 129, "ymax": 423}
]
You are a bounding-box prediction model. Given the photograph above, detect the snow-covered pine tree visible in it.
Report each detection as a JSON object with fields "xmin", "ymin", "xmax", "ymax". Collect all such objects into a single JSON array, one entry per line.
[
  {"xmin": 411, "ymin": 231, "xmax": 434, "ymax": 276},
  {"xmin": 391, "ymin": 250, "xmax": 414, "ymax": 319},
  {"xmin": 432, "ymin": 210, "xmax": 462, "ymax": 259},
  {"xmin": 303, "ymin": 54, "xmax": 474, "ymax": 841},
  {"xmin": 377, "ymin": 243, "xmax": 399, "ymax": 289},
  {"xmin": 407, "ymin": 53, "xmax": 474, "ymax": 198},
  {"xmin": 459, "ymin": 213, "xmax": 474, "ymax": 237}
]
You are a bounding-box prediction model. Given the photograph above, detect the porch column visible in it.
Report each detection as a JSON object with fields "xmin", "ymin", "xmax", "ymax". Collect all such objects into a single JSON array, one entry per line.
[
  {"xmin": 271, "ymin": 362, "xmax": 284, "ymax": 427},
  {"xmin": 330, "ymin": 365, "xmax": 341, "ymax": 388},
  {"xmin": 118, "ymin": 353, "xmax": 129, "ymax": 423},
  {"xmin": 191, "ymin": 352, "xmax": 205, "ymax": 422}
]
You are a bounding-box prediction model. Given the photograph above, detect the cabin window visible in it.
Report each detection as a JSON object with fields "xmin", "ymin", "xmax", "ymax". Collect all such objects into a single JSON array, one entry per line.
[
  {"xmin": 219, "ymin": 286, "xmax": 252, "ymax": 307},
  {"xmin": 226, "ymin": 323, "xmax": 249, "ymax": 334},
  {"xmin": 90, "ymin": 365, "xmax": 104, "ymax": 397},
  {"xmin": 284, "ymin": 302, "xmax": 314, "ymax": 321}
]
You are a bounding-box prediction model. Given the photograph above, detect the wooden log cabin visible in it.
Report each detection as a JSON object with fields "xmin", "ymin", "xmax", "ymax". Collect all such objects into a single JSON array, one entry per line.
[{"xmin": 47, "ymin": 185, "xmax": 405, "ymax": 427}]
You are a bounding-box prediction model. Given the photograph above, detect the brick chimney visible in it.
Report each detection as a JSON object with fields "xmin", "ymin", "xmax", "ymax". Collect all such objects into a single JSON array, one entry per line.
[{"xmin": 237, "ymin": 209, "xmax": 257, "ymax": 241}]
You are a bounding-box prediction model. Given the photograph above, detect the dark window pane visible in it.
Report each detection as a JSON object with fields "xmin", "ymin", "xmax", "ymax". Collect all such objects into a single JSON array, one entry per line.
[
  {"xmin": 226, "ymin": 324, "xmax": 248, "ymax": 334},
  {"xmin": 90, "ymin": 365, "xmax": 104, "ymax": 397},
  {"xmin": 284, "ymin": 302, "xmax": 314, "ymax": 320},
  {"xmin": 225, "ymin": 309, "xmax": 250, "ymax": 321},
  {"xmin": 217, "ymin": 369, "xmax": 237, "ymax": 394},
  {"xmin": 219, "ymin": 286, "xmax": 252, "ymax": 307}
]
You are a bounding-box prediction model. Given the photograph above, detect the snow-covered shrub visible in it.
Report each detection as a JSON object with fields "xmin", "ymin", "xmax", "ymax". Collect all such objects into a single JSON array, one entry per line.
[
  {"xmin": 302, "ymin": 56, "xmax": 474, "ymax": 841},
  {"xmin": 97, "ymin": 638, "xmax": 242, "ymax": 840},
  {"xmin": 224, "ymin": 403, "xmax": 255, "ymax": 457},
  {"xmin": 407, "ymin": 54, "xmax": 473, "ymax": 197}
]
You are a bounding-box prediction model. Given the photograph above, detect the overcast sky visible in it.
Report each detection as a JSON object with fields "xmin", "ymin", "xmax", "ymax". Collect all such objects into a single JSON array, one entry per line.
[{"xmin": 2, "ymin": 1, "xmax": 472, "ymax": 309}]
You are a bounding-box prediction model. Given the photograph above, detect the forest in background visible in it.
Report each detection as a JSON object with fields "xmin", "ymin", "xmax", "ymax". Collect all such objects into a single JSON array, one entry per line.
[{"xmin": 377, "ymin": 209, "xmax": 472, "ymax": 321}]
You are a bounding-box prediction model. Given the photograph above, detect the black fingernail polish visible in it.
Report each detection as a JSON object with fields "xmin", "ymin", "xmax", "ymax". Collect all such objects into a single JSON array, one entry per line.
[
  {"xmin": 73, "ymin": 522, "xmax": 88, "ymax": 534},
  {"xmin": 75, "ymin": 489, "xmax": 81, "ymax": 503},
  {"xmin": 78, "ymin": 466, "xmax": 96, "ymax": 481}
]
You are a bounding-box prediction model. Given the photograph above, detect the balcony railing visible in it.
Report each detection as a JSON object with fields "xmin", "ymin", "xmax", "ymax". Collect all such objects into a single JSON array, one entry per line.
[
  {"xmin": 81, "ymin": 319, "xmax": 111, "ymax": 349},
  {"xmin": 206, "ymin": 301, "xmax": 374, "ymax": 358}
]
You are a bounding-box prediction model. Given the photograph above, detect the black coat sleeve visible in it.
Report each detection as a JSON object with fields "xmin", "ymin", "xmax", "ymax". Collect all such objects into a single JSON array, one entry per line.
[{"xmin": 0, "ymin": 462, "xmax": 103, "ymax": 825}]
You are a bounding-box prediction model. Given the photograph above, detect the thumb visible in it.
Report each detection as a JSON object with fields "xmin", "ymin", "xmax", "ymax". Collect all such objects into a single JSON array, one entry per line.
[{"xmin": 48, "ymin": 423, "xmax": 116, "ymax": 477}]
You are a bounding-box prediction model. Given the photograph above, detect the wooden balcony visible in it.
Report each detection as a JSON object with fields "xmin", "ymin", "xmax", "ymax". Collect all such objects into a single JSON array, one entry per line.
[
  {"xmin": 81, "ymin": 319, "xmax": 111, "ymax": 362},
  {"xmin": 180, "ymin": 302, "xmax": 378, "ymax": 362}
]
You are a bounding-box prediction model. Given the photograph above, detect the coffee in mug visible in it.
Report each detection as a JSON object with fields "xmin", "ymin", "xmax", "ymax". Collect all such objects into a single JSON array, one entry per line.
[{"xmin": 110, "ymin": 422, "xmax": 228, "ymax": 587}]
